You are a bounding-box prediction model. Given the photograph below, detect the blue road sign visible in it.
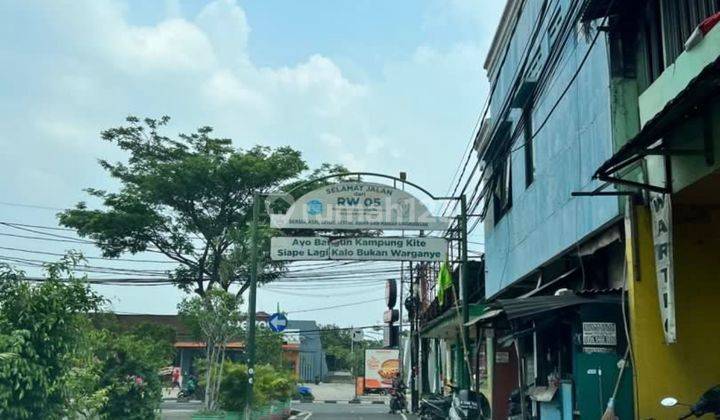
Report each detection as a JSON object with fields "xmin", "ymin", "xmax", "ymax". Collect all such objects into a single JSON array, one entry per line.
[{"xmin": 268, "ymin": 312, "xmax": 288, "ymax": 332}]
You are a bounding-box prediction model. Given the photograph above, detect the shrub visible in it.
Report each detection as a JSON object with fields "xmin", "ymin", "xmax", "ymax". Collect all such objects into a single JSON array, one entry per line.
[{"xmin": 206, "ymin": 362, "xmax": 295, "ymax": 411}]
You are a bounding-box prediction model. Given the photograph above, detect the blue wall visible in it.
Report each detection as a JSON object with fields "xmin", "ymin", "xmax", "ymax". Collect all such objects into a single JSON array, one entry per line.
[
  {"xmin": 287, "ymin": 320, "xmax": 328, "ymax": 381},
  {"xmin": 483, "ymin": 0, "xmax": 620, "ymax": 297}
]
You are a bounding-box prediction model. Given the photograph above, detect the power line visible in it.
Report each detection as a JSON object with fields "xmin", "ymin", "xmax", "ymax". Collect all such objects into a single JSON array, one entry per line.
[
  {"xmin": 440, "ymin": 0, "xmax": 549, "ymax": 219},
  {"xmin": 0, "ymin": 245, "xmax": 176, "ymax": 264},
  {"xmin": 286, "ymin": 298, "xmax": 385, "ymax": 314},
  {"xmin": 0, "ymin": 201, "xmax": 65, "ymax": 211}
]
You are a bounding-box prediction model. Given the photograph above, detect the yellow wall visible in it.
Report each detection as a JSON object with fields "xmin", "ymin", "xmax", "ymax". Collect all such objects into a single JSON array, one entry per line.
[{"xmin": 626, "ymin": 205, "xmax": 720, "ymax": 419}]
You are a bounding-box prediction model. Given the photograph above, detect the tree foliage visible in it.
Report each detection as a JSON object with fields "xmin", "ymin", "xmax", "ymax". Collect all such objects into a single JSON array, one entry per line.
[
  {"xmin": 58, "ymin": 116, "xmax": 344, "ymax": 297},
  {"xmin": 255, "ymin": 328, "xmax": 285, "ymax": 370},
  {"xmin": 92, "ymin": 329, "xmax": 168, "ymax": 419},
  {"xmin": 0, "ymin": 255, "xmax": 103, "ymax": 419},
  {"xmin": 320, "ymin": 325, "xmax": 383, "ymax": 375},
  {"xmin": 214, "ymin": 362, "xmax": 295, "ymax": 411},
  {"xmin": 0, "ymin": 255, "xmax": 174, "ymax": 419}
]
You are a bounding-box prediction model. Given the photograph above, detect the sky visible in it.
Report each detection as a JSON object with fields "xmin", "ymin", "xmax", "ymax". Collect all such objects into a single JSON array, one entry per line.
[{"xmin": 0, "ymin": 0, "xmax": 504, "ymax": 328}]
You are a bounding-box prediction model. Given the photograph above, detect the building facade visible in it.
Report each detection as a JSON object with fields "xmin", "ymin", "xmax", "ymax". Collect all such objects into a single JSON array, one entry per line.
[{"xmin": 464, "ymin": 1, "xmax": 720, "ymax": 419}]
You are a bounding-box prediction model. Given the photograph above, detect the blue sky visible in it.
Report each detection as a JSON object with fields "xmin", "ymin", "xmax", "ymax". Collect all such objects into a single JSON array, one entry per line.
[{"xmin": 0, "ymin": 0, "xmax": 503, "ymax": 327}]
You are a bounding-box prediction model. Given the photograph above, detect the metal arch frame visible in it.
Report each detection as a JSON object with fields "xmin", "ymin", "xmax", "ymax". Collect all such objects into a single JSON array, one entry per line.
[
  {"xmin": 283, "ymin": 171, "xmax": 461, "ymax": 201},
  {"xmin": 244, "ymin": 172, "xmax": 472, "ymax": 416}
]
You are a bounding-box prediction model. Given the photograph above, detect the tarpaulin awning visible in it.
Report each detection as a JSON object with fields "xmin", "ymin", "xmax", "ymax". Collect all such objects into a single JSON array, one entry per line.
[
  {"xmin": 496, "ymin": 293, "xmax": 620, "ymax": 321},
  {"xmin": 593, "ymin": 56, "xmax": 720, "ymax": 184}
]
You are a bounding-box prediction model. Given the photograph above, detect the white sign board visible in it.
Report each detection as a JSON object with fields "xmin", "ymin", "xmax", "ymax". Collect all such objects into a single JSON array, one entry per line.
[
  {"xmin": 270, "ymin": 182, "xmax": 451, "ymax": 231},
  {"xmin": 270, "ymin": 236, "xmax": 447, "ymax": 261},
  {"xmin": 495, "ymin": 351, "xmax": 509, "ymax": 364},
  {"xmin": 649, "ymin": 192, "xmax": 676, "ymax": 343},
  {"xmin": 582, "ymin": 322, "xmax": 617, "ymax": 346},
  {"xmin": 364, "ymin": 349, "xmax": 399, "ymax": 389},
  {"xmin": 351, "ymin": 328, "xmax": 364, "ymax": 342},
  {"xmin": 283, "ymin": 329, "xmax": 301, "ymax": 344}
]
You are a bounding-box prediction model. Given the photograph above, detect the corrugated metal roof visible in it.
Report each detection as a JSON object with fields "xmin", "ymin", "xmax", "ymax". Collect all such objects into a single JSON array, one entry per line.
[{"xmin": 496, "ymin": 293, "xmax": 620, "ymax": 321}]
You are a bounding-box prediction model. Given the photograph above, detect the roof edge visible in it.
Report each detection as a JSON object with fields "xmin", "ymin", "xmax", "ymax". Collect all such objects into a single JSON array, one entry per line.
[{"xmin": 484, "ymin": 0, "xmax": 522, "ymax": 72}]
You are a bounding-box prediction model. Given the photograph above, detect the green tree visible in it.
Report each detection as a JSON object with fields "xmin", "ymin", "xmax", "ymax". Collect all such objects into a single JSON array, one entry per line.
[
  {"xmin": 320, "ymin": 325, "xmax": 383, "ymax": 376},
  {"xmin": 255, "ymin": 328, "xmax": 285, "ymax": 370},
  {"xmin": 178, "ymin": 289, "xmax": 243, "ymax": 411},
  {"xmin": 65, "ymin": 321, "xmax": 172, "ymax": 420},
  {"xmin": 93, "ymin": 329, "xmax": 168, "ymax": 419},
  {"xmin": 58, "ymin": 116, "xmax": 342, "ymax": 297},
  {"xmin": 0, "ymin": 254, "xmax": 104, "ymax": 419}
]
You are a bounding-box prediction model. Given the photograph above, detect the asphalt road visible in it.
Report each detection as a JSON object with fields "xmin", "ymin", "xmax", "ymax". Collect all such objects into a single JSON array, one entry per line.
[
  {"xmin": 292, "ymin": 403, "xmax": 417, "ymax": 420},
  {"xmin": 160, "ymin": 400, "xmax": 203, "ymax": 419}
]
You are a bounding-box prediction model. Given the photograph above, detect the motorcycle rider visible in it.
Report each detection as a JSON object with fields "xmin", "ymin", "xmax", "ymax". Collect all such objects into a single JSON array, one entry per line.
[{"xmin": 389, "ymin": 372, "xmax": 407, "ymax": 414}]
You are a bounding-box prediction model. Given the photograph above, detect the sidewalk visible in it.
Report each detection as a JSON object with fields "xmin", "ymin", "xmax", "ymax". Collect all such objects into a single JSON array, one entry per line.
[{"xmin": 297, "ymin": 382, "xmax": 389, "ymax": 404}]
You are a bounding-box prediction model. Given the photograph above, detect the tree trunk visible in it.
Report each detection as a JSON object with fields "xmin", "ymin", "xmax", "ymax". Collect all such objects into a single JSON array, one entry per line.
[
  {"xmin": 204, "ymin": 340, "xmax": 215, "ymax": 411},
  {"xmin": 214, "ymin": 345, "xmax": 226, "ymax": 409}
]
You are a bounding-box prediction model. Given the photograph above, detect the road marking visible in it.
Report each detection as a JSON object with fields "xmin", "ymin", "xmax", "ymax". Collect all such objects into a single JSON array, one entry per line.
[{"xmin": 290, "ymin": 411, "xmax": 312, "ymax": 420}]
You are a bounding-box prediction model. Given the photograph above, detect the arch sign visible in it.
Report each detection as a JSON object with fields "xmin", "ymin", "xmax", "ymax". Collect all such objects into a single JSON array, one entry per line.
[{"xmin": 270, "ymin": 181, "xmax": 450, "ymax": 262}]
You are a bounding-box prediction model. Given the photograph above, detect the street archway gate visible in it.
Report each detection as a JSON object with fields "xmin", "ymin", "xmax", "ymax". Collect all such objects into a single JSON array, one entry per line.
[{"xmin": 243, "ymin": 172, "xmax": 470, "ymax": 416}]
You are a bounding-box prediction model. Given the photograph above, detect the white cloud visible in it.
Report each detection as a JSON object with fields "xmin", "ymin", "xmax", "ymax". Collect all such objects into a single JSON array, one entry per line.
[
  {"xmin": 196, "ymin": 0, "xmax": 250, "ymax": 66},
  {"xmin": 202, "ymin": 69, "xmax": 267, "ymax": 109},
  {"xmin": 116, "ymin": 19, "xmax": 217, "ymax": 73},
  {"xmin": 0, "ymin": 0, "xmax": 500, "ymax": 316}
]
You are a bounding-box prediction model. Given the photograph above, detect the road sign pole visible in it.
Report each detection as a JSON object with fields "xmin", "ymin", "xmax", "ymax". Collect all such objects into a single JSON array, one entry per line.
[{"xmin": 245, "ymin": 192, "xmax": 261, "ymax": 419}]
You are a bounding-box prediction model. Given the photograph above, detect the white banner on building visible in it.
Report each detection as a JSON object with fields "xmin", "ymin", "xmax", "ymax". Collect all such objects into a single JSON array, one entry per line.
[
  {"xmin": 270, "ymin": 236, "xmax": 447, "ymax": 261},
  {"xmin": 269, "ymin": 181, "xmax": 451, "ymax": 231},
  {"xmin": 649, "ymin": 192, "xmax": 676, "ymax": 344}
]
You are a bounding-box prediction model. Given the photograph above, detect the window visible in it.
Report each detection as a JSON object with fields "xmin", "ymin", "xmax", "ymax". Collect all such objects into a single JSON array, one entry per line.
[
  {"xmin": 638, "ymin": 0, "xmax": 720, "ymax": 91},
  {"xmin": 523, "ymin": 107, "xmax": 535, "ymax": 187},
  {"xmin": 661, "ymin": 0, "xmax": 720, "ymax": 66},
  {"xmin": 493, "ymin": 154, "xmax": 512, "ymax": 224},
  {"xmin": 637, "ymin": 0, "xmax": 665, "ymax": 91}
]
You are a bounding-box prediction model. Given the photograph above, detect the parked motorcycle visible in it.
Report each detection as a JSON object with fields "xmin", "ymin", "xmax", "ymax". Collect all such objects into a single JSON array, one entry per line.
[
  {"xmin": 661, "ymin": 385, "xmax": 720, "ymax": 419},
  {"xmin": 419, "ymin": 393, "xmax": 452, "ymax": 419},
  {"xmin": 419, "ymin": 387, "xmax": 490, "ymax": 419},
  {"xmin": 176, "ymin": 376, "xmax": 197, "ymax": 402},
  {"xmin": 449, "ymin": 388, "xmax": 490, "ymax": 420}
]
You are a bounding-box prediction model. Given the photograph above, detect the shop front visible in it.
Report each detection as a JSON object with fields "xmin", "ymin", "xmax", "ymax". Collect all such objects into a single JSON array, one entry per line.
[{"xmin": 468, "ymin": 293, "xmax": 633, "ymax": 420}]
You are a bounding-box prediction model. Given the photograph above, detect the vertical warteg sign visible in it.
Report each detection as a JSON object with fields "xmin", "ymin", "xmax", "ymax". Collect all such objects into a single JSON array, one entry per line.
[{"xmin": 649, "ymin": 192, "xmax": 676, "ymax": 344}]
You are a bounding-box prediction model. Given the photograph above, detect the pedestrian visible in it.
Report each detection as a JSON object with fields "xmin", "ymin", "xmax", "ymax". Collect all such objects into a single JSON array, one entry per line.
[{"xmin": 171, "ymin": 367, "xmax": 181, "ymax": 389}]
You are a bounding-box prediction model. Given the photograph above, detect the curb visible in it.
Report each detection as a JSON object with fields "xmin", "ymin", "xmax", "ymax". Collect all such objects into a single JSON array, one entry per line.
[{"xmin": 291, "ymin": 399, "xmax": 387, "ymax": 405}]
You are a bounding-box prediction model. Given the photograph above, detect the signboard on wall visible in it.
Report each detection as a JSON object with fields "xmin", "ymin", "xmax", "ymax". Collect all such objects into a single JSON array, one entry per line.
[
  {"xmin": 649, "ymin": 192, "xmax": 676, "ymax": 344},
  {"xmin": 364, "ymin": 349, "xmax": 400, "ymax": 389},
  {"xmin": 270, "ymin": 236, "xmax": 447, "ymax": 261},
  {"xmin": 270, "ymin": 182, "xmax": 451, "ymax": 231},
  {"xmin": 283, "ymin": 329, "xmax": 301, "ymax": 344},
  {"xmin": 582, "ymin": 322, "xmax": 617, "ymax": 346}
]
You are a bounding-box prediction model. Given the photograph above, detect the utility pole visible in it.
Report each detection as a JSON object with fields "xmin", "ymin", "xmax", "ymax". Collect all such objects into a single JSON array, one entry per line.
[
  {"xmin": 409, "ymin": 261, "xmax": 418, "ymax": 411},
  {"xmin": 245, "ymin": 192, "xmax": 261, "ymax": 419},
  {"xmin": 459, "ymin": 193, "xmax": 471, "ymax": 389}
]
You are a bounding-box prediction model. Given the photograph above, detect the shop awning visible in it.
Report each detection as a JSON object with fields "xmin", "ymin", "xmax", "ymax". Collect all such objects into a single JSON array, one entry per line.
[
  {"xmin": 593, "ymin": 56, "xmax": 720, "ymax": 189},
  {"xmin": 496, "ymin": 293, "xmax": 620, "ymax": 321},
  {"xmin": 420, "ymin": 308, "xmax": 461, "ymax": 339},
  {"xmin": 465, "ymin": 308, "xmax": 504, "ymax": 327},
  {"xmin": 421, "ymin": 304, "xmax": 486, "ymax": 338}
]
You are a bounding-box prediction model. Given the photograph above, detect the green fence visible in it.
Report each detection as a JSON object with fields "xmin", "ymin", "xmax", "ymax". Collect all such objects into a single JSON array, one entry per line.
[{"xmin": 193, "ymin": 401, "xmax": 292, "ymax": 420}]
